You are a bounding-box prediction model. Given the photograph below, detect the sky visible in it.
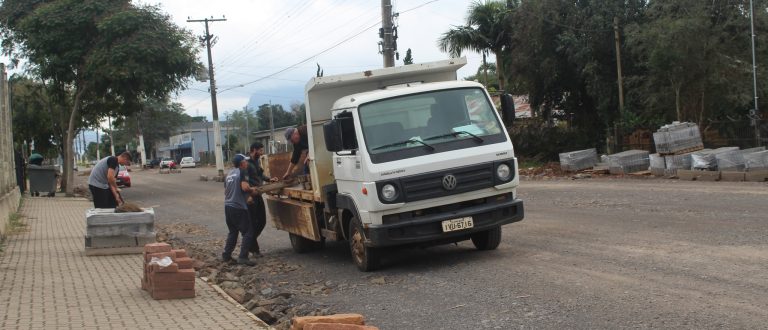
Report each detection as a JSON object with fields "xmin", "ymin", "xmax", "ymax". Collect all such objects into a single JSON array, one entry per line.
[{"xmin": 138, "ymin": 0, "xmax": 485, "ymax": 120}]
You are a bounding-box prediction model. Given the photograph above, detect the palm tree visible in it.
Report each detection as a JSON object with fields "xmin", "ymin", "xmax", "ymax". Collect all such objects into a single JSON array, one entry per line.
[{"xmin": 438, "ymin": 0, "xmax": 512, "ymax": 91}]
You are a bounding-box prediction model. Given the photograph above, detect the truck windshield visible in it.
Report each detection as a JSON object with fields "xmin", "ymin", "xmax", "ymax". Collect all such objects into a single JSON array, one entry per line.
[{"xmin": 359, "ymin": 87, "xmax": 506, "ymax": 163}]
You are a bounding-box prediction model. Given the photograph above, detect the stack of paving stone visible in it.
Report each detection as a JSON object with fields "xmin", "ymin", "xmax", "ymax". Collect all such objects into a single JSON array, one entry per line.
[
  {"xmin": 653, "ymin": 122, "xmax": 703, "ymax": 154},
  {"xmin": 85, "ymin": 208, "xmax": 156, "ymax": 256},
  {"xmin": 607, "ymin": 150, "xmax": 650, "ymax": 174},
  {"xmin": 691, "ymin": 147, "xmax": 740, "ymax": 170},
  {"xmin": 559, "ymin": 148, "xmax": 598, "ymax": 172},
  {"xmin": 664, "ymin": 150, "xmax": 701, "ymax": 176},
  {"xmin": 649, "ymin": 153, "xmax": 666, "ymax": 176},
  {"xmin": 716, "ymin": 147, "xmax": 766, "ymax": 171},
  {"xmin": 141, "ymin": 243, "xmax": 196, "ymax": 300},
  {"xmin": 745, "ymin": 150, "xmax": 768, "ymax": 171}
]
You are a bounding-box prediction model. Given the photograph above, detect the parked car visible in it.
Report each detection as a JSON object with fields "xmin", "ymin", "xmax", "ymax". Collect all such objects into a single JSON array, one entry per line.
[
  {"xmin": 160, "ymin": 157, "xmax": 176, "ymax": 169},
  {"xmin": 144, "ymin": 158, "xmax": 161, "ymax": 169},
  {"xmin": 179, "ymin": 157, "xmax": 195, "ymax": 168},
  {"xmin": 116, "ymin": 165, "xmax": 131, "ymax": 187}
]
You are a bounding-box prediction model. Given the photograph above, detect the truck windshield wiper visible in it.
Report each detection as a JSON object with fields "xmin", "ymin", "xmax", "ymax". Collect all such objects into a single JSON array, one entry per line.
[
  {"xmin": 372, "ymin": 138, "xmax": 435, "ymax": 151},
  {"xmin": 424, "ymin": 131, "xmax": 484, "ymax": 143}
]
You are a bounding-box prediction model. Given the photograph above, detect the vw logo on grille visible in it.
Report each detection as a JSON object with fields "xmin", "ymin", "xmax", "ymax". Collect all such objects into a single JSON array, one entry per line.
[{"xmin": 442, "ymin": 174, "xmax": 458, "ymax": 190}]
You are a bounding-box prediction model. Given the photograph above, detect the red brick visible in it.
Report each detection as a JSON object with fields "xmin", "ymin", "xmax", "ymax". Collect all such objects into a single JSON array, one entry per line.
[
  {"xmin": 149, "ymin": 271, "xmax": 195, "ymax": 285},
  {"xmin": 151, "ymin": 289, "xmax": 196, "ymax": 300},
  {"xmin": 143, "ymin": 243, "xmax": 172, "ymax": 253},
  {"xmin": 291, "ymin": 314, "xmax": 365, "ymax": 330},
  {"xmin": 304, "ymin": 323, "xmax": 379, "ymax": 330},
  {"xmin": 144, "ymin": 251, "xmax": 176, "ymax": 263},
  {"xmin": 150, "ymin": 263, "xmax": 179, "ymax": 273},
  {"xmin": 175, "ymin": 257, "xmax": 194, "ymax": 269},
  {"xmin": 172, "ymin": 249, "xmax": 188, "ymax": 258},
  {"xmin": 151, "ymin": 280, "xmax": 195, "ymax": 291}
]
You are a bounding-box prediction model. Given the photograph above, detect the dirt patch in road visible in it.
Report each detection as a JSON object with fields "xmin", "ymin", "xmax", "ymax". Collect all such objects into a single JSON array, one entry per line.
[{"xmin": 156, "ymin": 223, "xmax": 339, "ymax": 329}]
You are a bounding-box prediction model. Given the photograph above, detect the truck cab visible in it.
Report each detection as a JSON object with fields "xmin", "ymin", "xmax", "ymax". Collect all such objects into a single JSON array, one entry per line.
[{"xmin": 264, "ymin": 58, "xmax": 524, "ymax": 271}]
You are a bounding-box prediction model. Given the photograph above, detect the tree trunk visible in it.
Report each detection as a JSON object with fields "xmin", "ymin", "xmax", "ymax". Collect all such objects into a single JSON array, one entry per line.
[
  {"xmin": 64, "ymin": 86, "xmax": 87, "ymax": 196},
  {"xmin": 675, "ymin": 85, "xmax": 682, "ymax": 122},
  {"xmin": 495, "ymin": 51, "xmax": 506, "ymax": 92}
]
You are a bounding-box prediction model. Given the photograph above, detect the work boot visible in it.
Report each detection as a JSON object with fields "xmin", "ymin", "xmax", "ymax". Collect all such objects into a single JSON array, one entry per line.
[
  {"xmin": 237, "ymin": 258, "xmax": 257, "ymax": 266},
  {"xmin": 220, "ymin": 253, "xmax": 234, "ymax": 263},
  {"xmin": 249, "ymin": 241, "xmax": 261, "ymax": 255}
]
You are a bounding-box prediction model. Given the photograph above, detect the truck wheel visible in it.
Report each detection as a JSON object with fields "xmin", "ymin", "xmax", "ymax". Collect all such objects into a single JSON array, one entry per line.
[
  {"xmin": 349, "ymin": 218, "xmax": 381, "ymax": 272},
  {"xmin": 289, "ymin": 233, "xmax": 323, "ymax": 253},
  {"xmin": 471, "ymin": 226, "xmax": 502, "ymax": 251}
]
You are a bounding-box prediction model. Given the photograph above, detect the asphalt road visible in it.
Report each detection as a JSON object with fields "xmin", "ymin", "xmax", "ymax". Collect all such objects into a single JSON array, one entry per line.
[{"xmin": 121, "ymin": 166, "xmax": 768, "ymax": 329}]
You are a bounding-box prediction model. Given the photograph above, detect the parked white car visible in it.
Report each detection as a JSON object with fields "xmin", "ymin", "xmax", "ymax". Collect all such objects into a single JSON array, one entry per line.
[{"xmin": 179, "ymin": 157, "xmax": 196, "ymax": 168}]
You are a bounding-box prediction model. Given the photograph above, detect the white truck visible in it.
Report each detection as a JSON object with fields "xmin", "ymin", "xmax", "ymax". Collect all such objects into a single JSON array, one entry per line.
[{"xmin": 264, "ymin": 58, "xmax": 524, "ymax": 271}]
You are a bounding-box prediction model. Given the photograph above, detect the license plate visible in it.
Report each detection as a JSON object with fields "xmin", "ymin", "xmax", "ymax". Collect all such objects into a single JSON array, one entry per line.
[{"xmin": 441, "ymin": 217, "xmax": 474, "ymax": 232}]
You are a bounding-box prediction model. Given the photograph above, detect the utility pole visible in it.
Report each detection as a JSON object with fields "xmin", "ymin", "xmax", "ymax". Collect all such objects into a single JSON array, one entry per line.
[
  {"xmin": 612, "ymin": 16, "xmax": 625, "ymax": 153},
  {"xmin": 243, "ymin": 106, "xmax": 249, "ymax": 152},
  {"xmin": 188, "ymin": 16, "xmax": 227, "ymax": 176},
  {"xmin": 380, "ymin": 0, "xmax": 396, "ymax": 68},
  {"xmin": 269, "ymin": 101, "xmax": 275, "ymax": 154},
  {"xmin": 96, "ymin": 127, "xmax": 100, "ymax": 160},
  {"xmin": 749, "ymin": 0, "xmax": 762, "ymax": 146},
  {"xmin": 108, "ymin": 116, "xmax": 115, "ymax": 156}
]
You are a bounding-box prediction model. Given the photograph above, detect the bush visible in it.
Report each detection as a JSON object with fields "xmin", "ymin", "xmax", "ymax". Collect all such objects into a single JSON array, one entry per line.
[{"xmin": 509, "ymin": 120, "xmax": 600, "ymax": 161}]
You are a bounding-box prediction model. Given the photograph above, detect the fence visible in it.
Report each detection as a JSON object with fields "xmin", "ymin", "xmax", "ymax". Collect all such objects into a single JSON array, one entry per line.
[{"xmin": 1, "ymin": 63, "xmax": 21, "ymax": 237}]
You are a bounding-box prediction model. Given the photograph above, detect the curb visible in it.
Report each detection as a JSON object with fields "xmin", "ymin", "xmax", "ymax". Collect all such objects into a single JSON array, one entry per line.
[{"xmin": 202, "ymin": 277, "xmax": 272, "ymax": 329}]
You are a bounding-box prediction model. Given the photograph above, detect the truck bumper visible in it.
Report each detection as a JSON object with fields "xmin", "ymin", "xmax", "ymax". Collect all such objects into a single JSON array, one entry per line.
[{"xmin": 365, "ymin": 194, "xmax": 524, "ymax": 248}]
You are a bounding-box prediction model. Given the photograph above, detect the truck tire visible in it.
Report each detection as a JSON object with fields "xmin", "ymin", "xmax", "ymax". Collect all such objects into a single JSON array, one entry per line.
[
  {"xmin": 349, "ymin": 217, "xmax": 381, "ymax": 271},
  {"xmin": 289, "ymin": 233, "xmax": 323, "ymax": 254},
  {"xmin": 471, "ymin": 226, "xmax": 502, "ymax": 250}
]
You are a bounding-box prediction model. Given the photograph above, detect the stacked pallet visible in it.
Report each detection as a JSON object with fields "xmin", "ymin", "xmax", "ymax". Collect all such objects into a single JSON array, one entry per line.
[
  {"xmin": 745, "ymin": 150, "xmax": 768, "ymax": 171},
  {"xmin": 649, "ymin": 153, "xmax": 666, "ymax": 176},
  {"xmin": 607, "ymin": 150, "xmax": 650, "ymax": 174},
  {"xmin": 141, "ymin": 243, "xmax": 197, "ymax": 300},
  {"xmin": 691, "ymin": 147, "xmax": 739, "ymax": 170},
  {"xmin": 85, "ymin": 208, "xmax": 156, "ymax": 256},
  {"xmin": 559, "ymin": 148, "xmax": 598, "ymax": 172},
  {"xmin": 716, "ymin": 147, "xmax": 766, "ymax": 171},
  {"xmin": 653, "ymin": 122, "xmax": 703, "ymax": 155}
]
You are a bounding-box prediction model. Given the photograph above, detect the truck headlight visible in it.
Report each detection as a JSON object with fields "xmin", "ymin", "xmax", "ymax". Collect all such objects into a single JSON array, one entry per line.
[
  {"xmin": 381, "ymin": 184, "xmax": 398, "ymax": 202},
  {"xmin": 496, "ymin": 163, "xmax": 511, "ymax": 181}
]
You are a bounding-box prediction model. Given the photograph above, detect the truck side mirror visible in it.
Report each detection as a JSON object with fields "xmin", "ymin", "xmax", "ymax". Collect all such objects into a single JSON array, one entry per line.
[{"xmin": 500, "ymin": 94, "xmax": 515, "ymax": 126}]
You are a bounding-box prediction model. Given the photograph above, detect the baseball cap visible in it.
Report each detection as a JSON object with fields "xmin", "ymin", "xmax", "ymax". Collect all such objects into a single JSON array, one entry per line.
[
  {"xmin": 284, "ymin": 127, "xmax": 296, "ymax": 142},
  {"xmin": 232, "ymin": 154, "xmax": 246, "ymax": 166}
]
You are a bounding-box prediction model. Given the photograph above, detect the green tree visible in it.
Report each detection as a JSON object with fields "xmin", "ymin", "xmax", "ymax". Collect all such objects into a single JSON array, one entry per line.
[
  {"xmin": 256, "ymin": 104, "xmax": 297, "ymax": 130},
  {"xmin": 0, "ymin": 0, "xmax": 199, "ymax": 194},
  {"xmin": 290, "ymin": 102, "xmax": 307, "ymax": 126},
  {"xmin": 403, "ymin": 48, "xmax": 414, "ymax": 65},
  {"xmin": 464, "ymin": 62, "xmax": 498, "ymax": 91},
  {"xmin": 109, "ymin": 99, "xmax": 191, "ymax": 159},
  {"xmin": 438, "ymin": 0, "xmax": 513, "ymax": 91}
]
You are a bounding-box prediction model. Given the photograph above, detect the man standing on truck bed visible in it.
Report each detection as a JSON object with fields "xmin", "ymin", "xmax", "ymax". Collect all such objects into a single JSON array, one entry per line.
[
  {"xmin": 88, "ymin": 152, "xmax": 132, "ymax": 208},
  {"xmin": 246, "ymin": 142, "xmax": 276, "ymax": 255},
  {"xmin": 282, "ymin": 125, "xmax": 309, "ymax": 180},
  {"xmin": 222, "ymin": 154, "xmax": 259, "ymax": 266}
]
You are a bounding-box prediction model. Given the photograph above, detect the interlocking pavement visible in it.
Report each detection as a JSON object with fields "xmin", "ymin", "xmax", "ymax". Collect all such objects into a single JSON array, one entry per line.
[{"xmin": 0, "ymin": 197, "xmax": 267, "ymax": 329}]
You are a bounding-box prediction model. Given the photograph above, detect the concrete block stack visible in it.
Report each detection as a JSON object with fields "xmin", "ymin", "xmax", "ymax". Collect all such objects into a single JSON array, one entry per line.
[
  {"xmin": 559, "ymin": 148, "xmax": 598, "ymax": 172},
  {"xmin": 607, "ymin": 150, "xmax": 650, "ymax": 174},
  {"xmin": 291, "ymin": 314, "xmax": 378, "ymax": 330},
  {"xmin": 716, "ymin": 147, "xmax": 765, "ymax": 171},
  {"xmin": 664, "ymin": 151, "xmax": 700, "ymax": 176},
  {"xmin": 649, "ymin": 153, "xmax": 666, "ymax": 176},
  {"xmin": 744, "ymin": 150, "xmax": 768, "ymax": 171},
  {"xmin": 85, "ymin": 208, "xmax": 156, "ymax": 256},
  {"xmin": 652, "ymin": 122, "xmax": 703, "ymax": 154},
  {"xmin": 691, "ymin": 147, "xmax": 739, "ymax": 170},
  {"xmin": 141, "ymin": 243, "xmax": 197, "ymax": 300}
]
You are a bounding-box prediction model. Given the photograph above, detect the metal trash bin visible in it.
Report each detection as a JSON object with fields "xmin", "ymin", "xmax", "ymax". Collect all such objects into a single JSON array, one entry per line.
[{"xmin": 28, "ymin": 165, "xmax": 58, "ymax": 196}]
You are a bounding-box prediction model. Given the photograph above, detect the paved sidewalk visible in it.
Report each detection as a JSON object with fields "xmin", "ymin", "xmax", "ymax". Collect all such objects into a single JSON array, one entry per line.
[{"xmin": 0, "ymin": 197, "xmax": 267, "ymax": 329}]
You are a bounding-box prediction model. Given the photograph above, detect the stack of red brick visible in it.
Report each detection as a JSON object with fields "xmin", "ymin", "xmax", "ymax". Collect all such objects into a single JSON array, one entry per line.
[
  {"xmin": 291, "ymin": 314, "xmax": 379, "ymax": 330},
  {"xmin": 141, "ymin": 243, "xmax": 196, "ymax": 300}
]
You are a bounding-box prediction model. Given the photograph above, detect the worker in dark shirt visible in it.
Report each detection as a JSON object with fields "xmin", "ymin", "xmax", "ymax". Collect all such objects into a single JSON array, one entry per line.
[
  {"xmin": 282, "ymin": 125, "xmax": 309, "ymax": 180},
  {"xmin": 87, "ymin": 152, "xmax": 132, "ymax": 208},
  {"xmin": 246, "ymin": 142, "xmax": 277, "ymax": 255},
  {"xmin": 222, "ymin": 154, "xmax": 259, "ymax": 266}
]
